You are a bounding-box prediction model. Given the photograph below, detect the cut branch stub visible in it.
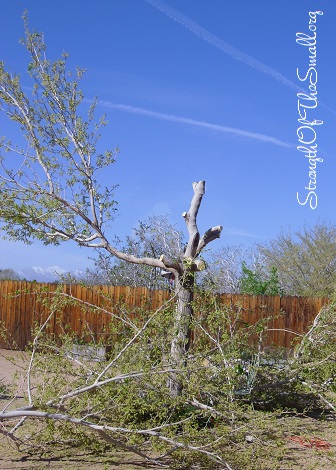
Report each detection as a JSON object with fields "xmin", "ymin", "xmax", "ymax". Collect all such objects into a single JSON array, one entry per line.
[
  {"xmin": 193, "ymin": 258, "xmax": 206, "ymax": 271},
  {"xmin": 196, "ymin": 226, "xmax": 223, "ymax": 255}
]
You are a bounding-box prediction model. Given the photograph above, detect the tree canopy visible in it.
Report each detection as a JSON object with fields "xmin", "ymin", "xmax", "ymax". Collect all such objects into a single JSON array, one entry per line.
[
  {"xmin": 239, "ymin": 263, "xmax": 282, "ymax": 296},
  {"xmin": 258, "ymin": 222, "xmax": 336, "ymax": 297},
  {"xmin": 0, "ymin": 20, "xmax": 118, "ymax": 248}
]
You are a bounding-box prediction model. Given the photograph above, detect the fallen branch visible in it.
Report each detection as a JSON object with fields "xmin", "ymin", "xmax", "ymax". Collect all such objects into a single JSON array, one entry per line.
[
  {"xmin": 0, "ymin": 409, "xmax": 231, "ymax": 468},
  {"xmin": 46, "ymin": 367, "xmax": 180, "ymax": 407},
  {"xmin": 94, "ymin": 291, "xmax": 177, "ymax": 382},
  {"xmin": 301, "ymin": 381, "xmax": 336, "ymax": 411}
]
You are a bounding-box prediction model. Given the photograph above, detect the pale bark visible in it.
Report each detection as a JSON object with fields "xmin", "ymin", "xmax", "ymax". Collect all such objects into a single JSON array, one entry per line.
[
  {"xmin": 168, "ymin": 181, "xmax": 222, "ymax": 396},
  {"xmin": 0, "ymin": 409, "xmax": 230, "ymax": 468}
]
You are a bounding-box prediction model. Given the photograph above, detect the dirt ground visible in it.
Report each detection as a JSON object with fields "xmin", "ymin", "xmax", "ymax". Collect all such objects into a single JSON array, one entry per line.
[
  {"xmin": 1, "ymin": 349, "xmax": 336, "ymax": 469},
  {"xmin": 0, "ymin": 350, "xmax": 154, "ymax": 469},
  {"xmin": 0, "ymin": 349, "xmax": 30, "ymax": 387}
]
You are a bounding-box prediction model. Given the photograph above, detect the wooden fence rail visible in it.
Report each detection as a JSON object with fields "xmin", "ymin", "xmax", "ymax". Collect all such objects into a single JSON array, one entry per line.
[{"xmin": 0, "ymin": 281, "xmax": 331, "ymax": 350}]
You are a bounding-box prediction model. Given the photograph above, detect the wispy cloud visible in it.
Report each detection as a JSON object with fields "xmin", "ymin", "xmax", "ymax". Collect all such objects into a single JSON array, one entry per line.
[
  {"xmin": 99, "ymin": 100, "xmax": 292, "ymax": 148},
  {"xmin": 145, "ymin": 0, "xmax": 300, "ymax": 92},
  {"xmin": 146, "ymin": 0, "xmax": 336, "ymax": 116},
  {"xmin": 222, "ymin": 227, "xmax": 262, "ymax": 238}
]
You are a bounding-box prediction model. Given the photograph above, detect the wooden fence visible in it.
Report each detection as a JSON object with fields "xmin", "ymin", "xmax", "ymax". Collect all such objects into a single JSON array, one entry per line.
[{"xmin": 0, "ymin": 280, "xmax": 331, "ymax": 350}]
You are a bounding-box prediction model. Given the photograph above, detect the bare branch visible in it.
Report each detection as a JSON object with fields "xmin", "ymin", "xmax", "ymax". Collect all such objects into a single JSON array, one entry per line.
[
  {"xmin": 183, "ymin": 181, "xmax": 205, "ymax": 258},
  {"xmin": 46, "ymin": 367, "xmax": 180, "ymax": 408},
  {"xmin": 159, "ymin": 254, "xmax": 180, "ymax": 272},
  {"xmin": 94, "ymin": 293, "xmax": 177, "ymax": 383},
  {"xmin": 0, "ymin": 410, "xmax": 155, "ymax": 463},
  {"xmin": 0, "ymin": 409, "xmax": 230, "ymax": 468},
  {"xmin": 196, "ymin": 225, "xmax": 223, "ymax": 255}
]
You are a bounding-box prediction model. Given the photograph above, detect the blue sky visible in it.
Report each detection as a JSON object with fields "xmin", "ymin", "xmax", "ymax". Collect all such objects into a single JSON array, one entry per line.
[{"xmin": 1, "ymin": 0, "xmax": 335, "ymax": 272}]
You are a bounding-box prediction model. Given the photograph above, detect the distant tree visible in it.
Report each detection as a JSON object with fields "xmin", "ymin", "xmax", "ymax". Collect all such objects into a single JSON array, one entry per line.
[
  {"xmin": 0, "ymin": 21, "xmax": 222, "ymax": 395},
  {"xmin": 200, "ymin": 245, "xmax": 262, "ymax": 294},
  {"xmin": 86, "ymin": 215, "xmax": 184, "ymax": 290},
  {"xmin": 257, "ymin": 222, "xmax": 336, "ymax": 297},
  {"xmin": 239, "ymin": 263, "xmax": 282, "ymax": 296},
  {"xmin": 0, "ymin": 268, "xmax": 21, "ymax": 280}
]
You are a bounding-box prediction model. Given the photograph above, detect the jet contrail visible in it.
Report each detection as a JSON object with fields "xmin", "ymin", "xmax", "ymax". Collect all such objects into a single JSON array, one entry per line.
[
  {"xmin": 145, "ymin": 0, "xmax": 301, "ymax": 93},
  {"xmin": 99, "ymin": 101, "xmax": 293, "ymax": 148},
  {"xmin": 145, "ymin": 0, "xmax": 336, "ymax": 117}
]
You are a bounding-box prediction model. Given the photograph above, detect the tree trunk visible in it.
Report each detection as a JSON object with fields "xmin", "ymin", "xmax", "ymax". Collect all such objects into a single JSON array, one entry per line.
[
  {"xmin": 169, "ymin": 269, "xmax": 194, "ymax": 397},
  {"xmin": 156, "ymin": 182, "xmax": 222, "ymax": 396}
]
